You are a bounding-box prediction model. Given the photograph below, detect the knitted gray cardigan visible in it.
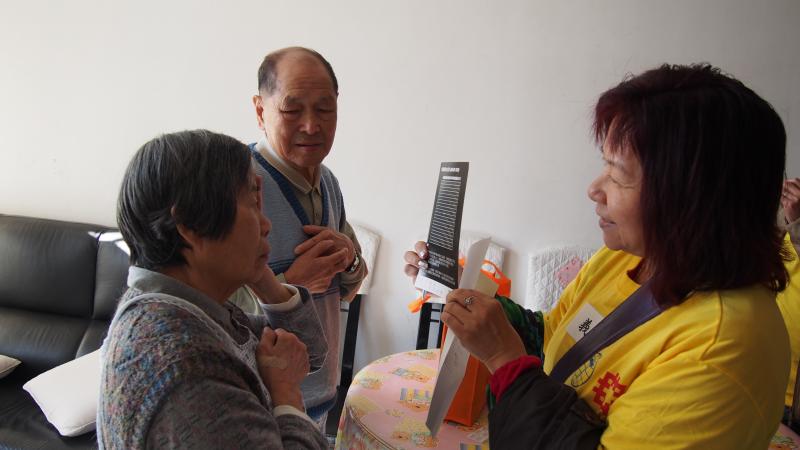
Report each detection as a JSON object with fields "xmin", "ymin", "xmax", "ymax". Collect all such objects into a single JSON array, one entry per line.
[{"xmin": 97, "ymin": 267, "xmax": 328, "ymax": 449}]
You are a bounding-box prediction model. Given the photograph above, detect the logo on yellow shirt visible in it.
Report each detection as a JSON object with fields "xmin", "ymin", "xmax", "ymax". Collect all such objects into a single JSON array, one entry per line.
[
  {"xmin": 569, "ymin": 352, "xmax": 603, "ymax": 388},
  {"xmin": 567, "ymin": 303, "xmax": 604, "ymax": 342},
  {"xmin": 592, "ymin": 371, "xmax": 628, "ymax": 417}
]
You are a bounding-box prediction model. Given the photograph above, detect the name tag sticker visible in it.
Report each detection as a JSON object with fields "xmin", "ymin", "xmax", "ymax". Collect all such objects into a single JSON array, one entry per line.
[{"xmin": 566, "ymin": 303, "xmax": 604, "ymax": 342}]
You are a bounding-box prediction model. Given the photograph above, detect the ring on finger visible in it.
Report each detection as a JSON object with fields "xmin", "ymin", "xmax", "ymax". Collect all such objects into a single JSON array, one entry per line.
[{"xmin": 464, "ymin": 296, "xmax": 475, "ymax": 306}]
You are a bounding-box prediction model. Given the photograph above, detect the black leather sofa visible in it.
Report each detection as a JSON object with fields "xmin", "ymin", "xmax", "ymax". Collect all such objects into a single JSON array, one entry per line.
[{"xmin": 0, "ymin": 214, "xmax": 129, "ymax": 449}]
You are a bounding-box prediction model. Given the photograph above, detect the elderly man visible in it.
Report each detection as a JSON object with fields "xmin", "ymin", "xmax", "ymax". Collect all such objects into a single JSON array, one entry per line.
[{"xmin": 232, "ymin": 47, "xmax": 367, "ymax": 429}]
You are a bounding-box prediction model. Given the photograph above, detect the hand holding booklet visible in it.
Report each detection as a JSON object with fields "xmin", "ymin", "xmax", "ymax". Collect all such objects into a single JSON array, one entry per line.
[
  {"xmin": 414, "ymin": 162, "xmax": 468, "ymax": 300},
  {"xmin": 412, "ymin": 162, "xmax": 496, "ymax": 436}
]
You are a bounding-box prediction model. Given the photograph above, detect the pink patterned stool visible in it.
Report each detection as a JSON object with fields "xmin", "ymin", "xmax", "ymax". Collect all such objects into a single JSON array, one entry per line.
[
  {"xmin": 771, "ymin": 424, "xmax": 800, "ymax": 449},
  {"xmin": 335, "ymin": 350, "xmax": 490, "ymax": 450}
]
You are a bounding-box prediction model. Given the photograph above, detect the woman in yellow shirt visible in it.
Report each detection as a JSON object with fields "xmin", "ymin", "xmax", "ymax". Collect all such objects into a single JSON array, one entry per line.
[
  {"xmin": 406, "ymin": 64, "xmax": 791, "ymax": 449},
  {"xmin": 778, "ymin": 183, "xmax": 800, "ymax": 419}
]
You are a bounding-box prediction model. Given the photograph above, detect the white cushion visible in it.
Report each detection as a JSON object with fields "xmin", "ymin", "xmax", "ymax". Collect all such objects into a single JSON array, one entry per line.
[
  {"xmin": 525, "ymin": 245, "xmax": 597, "ymax": 312},
  {"xmin": 352, "ymin": 223, "xmax": 381, "ymax": 295},
  {"xmin": 0, "ymin": 354, "xmax": 21, "ymax": 379},
  {"xmin": 23, "ymin": 349, "xmax": 101, "ymax": 437}
]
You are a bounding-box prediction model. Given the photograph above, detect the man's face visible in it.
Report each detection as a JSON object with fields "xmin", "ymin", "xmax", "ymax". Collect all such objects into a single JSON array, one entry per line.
[{"xmin": 254, "ymin": 52, "xmax": 337, "ymax": 177}]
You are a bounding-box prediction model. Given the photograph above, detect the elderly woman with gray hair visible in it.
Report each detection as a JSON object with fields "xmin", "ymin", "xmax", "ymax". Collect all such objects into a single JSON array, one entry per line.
[{"xmin": 98, "ymin": 129, "xmax": 328, "ymax": 449}]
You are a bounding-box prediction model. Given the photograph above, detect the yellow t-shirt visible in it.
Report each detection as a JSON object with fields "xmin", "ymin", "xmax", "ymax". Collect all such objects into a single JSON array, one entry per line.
[
  {"xmin": 544, "ymin": 246, "xmax": 789, "ymax": 449},
  {"xmin": 777, "ymin": 233, "xmax": 800, "ymax": 406}
]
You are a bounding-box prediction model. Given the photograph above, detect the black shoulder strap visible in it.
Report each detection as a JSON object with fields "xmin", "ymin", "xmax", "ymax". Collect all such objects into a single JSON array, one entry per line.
[{"xmin": 550, "ymin": 282, "xmax": 661, "ymax": 384}]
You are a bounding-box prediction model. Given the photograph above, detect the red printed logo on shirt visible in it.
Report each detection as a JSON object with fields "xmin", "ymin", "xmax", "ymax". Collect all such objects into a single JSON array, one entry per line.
[{"xmin": 591, "ymin": 371, "xmax": 628, "ymax": 416}]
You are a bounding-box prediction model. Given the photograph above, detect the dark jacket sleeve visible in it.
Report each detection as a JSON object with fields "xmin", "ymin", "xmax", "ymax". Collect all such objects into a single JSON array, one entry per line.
[{"xmin": 489, "ymin": 365, "xmax": 605, "ymax": 450}]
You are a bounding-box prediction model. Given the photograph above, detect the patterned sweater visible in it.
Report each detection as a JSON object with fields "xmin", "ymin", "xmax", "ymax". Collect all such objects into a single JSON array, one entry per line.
[{"xmin": 97, "ymin": 267, "xmax": 328, "ymax": 449}]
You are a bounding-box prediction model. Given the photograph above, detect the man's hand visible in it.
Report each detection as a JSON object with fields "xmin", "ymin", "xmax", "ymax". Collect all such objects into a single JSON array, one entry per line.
[
  {"xmin": 783, "ymin": 178, "xmax": 800, "ymax": 223},
  {"xmin": 284, "ymin": 239, "xmax": 349, "ymax": 294},
  {"xmin": 257, "ymin": 328, "xmax": 309, "ymax": 410},
  {"xmin": 295, "ymin": 225, "xmax": 356, "ymax": 272}
]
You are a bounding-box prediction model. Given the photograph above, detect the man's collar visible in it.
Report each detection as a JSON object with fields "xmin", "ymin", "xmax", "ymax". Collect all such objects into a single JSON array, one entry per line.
[{"xmin": 255, "ymin": 137, "xmax": 321, "ymax": 194}]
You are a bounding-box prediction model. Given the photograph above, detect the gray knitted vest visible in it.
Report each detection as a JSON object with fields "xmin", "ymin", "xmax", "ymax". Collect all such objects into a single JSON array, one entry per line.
[
  {"xmin": 251, "ymin": 149, "xmax": 343, "ymax": 417},
  {"xmin": 97, "ymin": 293, "xmax": 267, "ymax": 449}
]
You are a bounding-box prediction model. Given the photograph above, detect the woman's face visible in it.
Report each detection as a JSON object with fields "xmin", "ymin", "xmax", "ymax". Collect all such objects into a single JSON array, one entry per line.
[
  {"xmin": 197, "ymin": 167, "xmax": 272, "ymax": 288},
  {"xmin": 587, "ymin": 137, "xmax": 645, "ymax": 256}
]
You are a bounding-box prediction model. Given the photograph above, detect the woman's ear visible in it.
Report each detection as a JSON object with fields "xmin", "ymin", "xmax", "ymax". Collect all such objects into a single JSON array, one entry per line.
[
  {"xmin": 172, "ymin": 206, "xmax": 200, "ymax": 253},
  {"xmin": 174, "ymin": 223, "xmax": 194, "ymax": 244}
]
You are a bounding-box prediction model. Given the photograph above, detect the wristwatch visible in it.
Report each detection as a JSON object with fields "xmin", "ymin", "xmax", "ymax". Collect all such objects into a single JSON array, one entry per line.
[{"xmin": 346, "ymin": 252, "xmax": 361, "ymax": 274}]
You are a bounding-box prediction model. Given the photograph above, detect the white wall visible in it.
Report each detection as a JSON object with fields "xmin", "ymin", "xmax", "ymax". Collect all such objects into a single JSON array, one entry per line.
[{"xmin": 1, "ymin": 0, "xmax": 798, "ymax": 372}]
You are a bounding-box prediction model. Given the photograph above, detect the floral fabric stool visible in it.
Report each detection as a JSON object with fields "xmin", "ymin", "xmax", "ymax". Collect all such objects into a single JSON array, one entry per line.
[
  {"xmin": 771, "ymin": 423, "xmax": 800, "ymax": 449},
  {"xmin": 336, "ymin": 350, "xmax": 490, "ymax": 450}
]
